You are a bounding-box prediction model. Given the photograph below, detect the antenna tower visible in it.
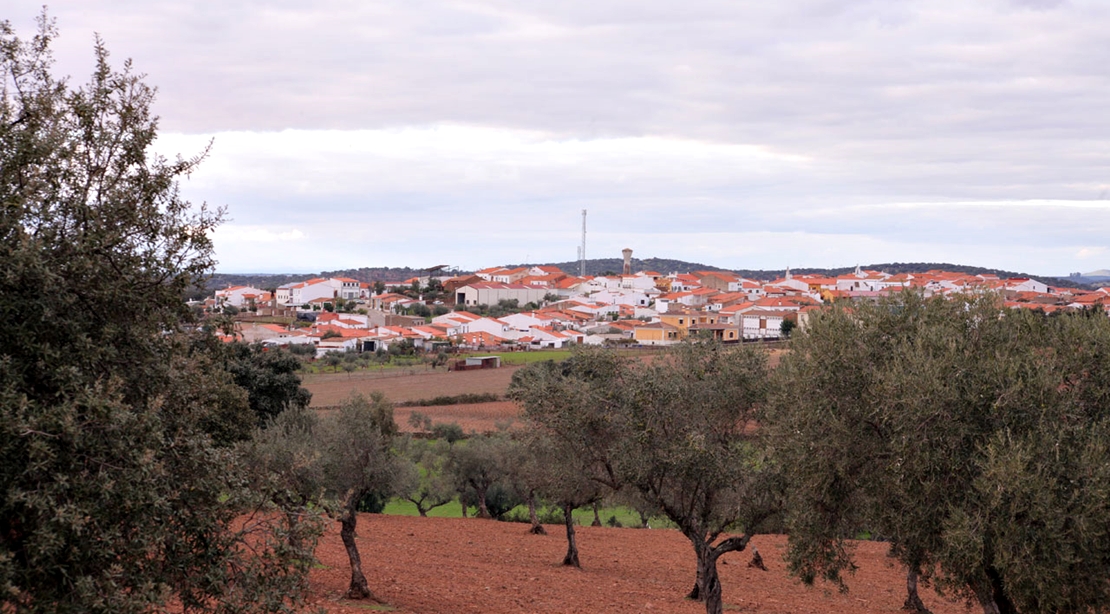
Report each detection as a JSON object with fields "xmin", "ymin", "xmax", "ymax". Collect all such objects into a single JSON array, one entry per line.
[{"xmin": 579, "ymin": 209, "xmax": 587, "ymax": 277}]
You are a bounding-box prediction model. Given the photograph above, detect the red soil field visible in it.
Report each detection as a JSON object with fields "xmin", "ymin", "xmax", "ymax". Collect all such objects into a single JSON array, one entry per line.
[
  {"xmin": 393, "ymin": 401, "xmax": 522, "ymax": 434},
  {"xmin": 304, "ymin": 366, "xmax": 521, "ymax": 406},
  {"xmin": 308, "ymin": 514, "xmax": 972, "ymax": 614}
]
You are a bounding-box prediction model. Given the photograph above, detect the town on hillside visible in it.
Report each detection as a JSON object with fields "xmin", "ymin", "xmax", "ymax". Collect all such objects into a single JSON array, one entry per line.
[{"xmin": 202, "ymin": 253, "xmax": 1110, "ymax": 357}]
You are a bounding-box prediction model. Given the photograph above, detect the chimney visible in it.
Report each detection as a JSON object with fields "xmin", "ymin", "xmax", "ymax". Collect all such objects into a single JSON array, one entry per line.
[{"xmin": 622, "ymin": 248, "xmax": 633, "ymax": 276}]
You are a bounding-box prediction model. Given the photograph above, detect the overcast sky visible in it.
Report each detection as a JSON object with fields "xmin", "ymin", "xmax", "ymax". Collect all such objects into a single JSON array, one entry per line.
[{"xmin": 9, "ymin": 1, "xmax": 1110, "ymax": 275}]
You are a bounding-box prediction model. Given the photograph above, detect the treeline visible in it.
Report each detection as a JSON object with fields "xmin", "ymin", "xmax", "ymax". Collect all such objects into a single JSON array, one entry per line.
[
  {"xmin": 193, "ymin": 267, "xmax": 453, "ymax": 300},
  {"xmin": 504, "ymin": 297, "xmax": 1110, "ymax": 614}
]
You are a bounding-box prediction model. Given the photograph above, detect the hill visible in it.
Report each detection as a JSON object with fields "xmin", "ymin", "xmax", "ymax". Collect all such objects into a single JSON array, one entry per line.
[{"xmin": 191, "ymin": 260, "xmax": 1093, "ymax": 300}]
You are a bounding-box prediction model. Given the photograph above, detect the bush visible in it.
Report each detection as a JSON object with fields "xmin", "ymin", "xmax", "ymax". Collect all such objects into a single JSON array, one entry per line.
[
  {"xmin": 502, "ymin": 505, "xmax": 565, "ymax": 525},
  {"xmin": 431, "ymin": 422, "xmax": 465, "ymax": 443},
  {"xmin": 396, "ymin": 393, "xmax": 500, "ymax": 407},
  {"xmin": 460, "ymin": 483, "xmax": 522, "ymax": 520}
]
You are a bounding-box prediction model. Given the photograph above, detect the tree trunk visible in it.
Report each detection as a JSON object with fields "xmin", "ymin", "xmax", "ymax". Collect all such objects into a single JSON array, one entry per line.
[
  {"xmin": 903, "ymin": 568, "xmax": 930, "ymax": 613},
  {"xmin": 475, "ymin": 484, "xmax": 491, "ymax": 519},
  {"xmin": 686, "ymin": 533, "xmax": 752, "ymax": 614},
  {"xmin": 687, "ymin": 540, "xmax": 706, "ymax": 601},
  {"xmin": 284, "ymin": 507, "xmax": 302, "ymax": 552},
  {"xmin": 638, "ymin": 510, "xmax": 650, "ymax": 529},
  {"xmin": 527, "ymin": 490, "xmax": 546, "ymax": 535},
  {"xmin": 591, "ymin": 501, "xmax": 602, "ymax": 527},
  {"xmin": 340, "ymin": 506, "xmax": 373, "ymax": 600},
  {"xmin": 460, "ymin": 500, "xmax": 468, "ymax": 518},
  {"xmin": 562, "ymin": 503, "xmax": 580, "ymax": 568},
  {"xmin": 972, "ymin": 569, "xmax": 1017, "ymax": 614},
  {"xmin": 702, "ymin": 550, "xmax": 724, "ymax": 614}
]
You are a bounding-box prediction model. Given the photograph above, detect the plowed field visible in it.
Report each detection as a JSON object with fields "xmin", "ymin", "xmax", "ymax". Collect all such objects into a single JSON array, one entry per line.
[
  {"xmin": 309, "ymin": 514, "xmax": 971, "ymax": 614},
  {"xmin": 305, "ymin": 366, "xmax": 519, "ymax": 406}
]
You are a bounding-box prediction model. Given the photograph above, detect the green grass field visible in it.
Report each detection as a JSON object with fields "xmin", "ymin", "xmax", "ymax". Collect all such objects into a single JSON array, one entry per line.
[
  {"xmin": 381, "ymin": 497, "xmax": 668, "ymax": 528},
  {"xmin": 464, "ymin": 350, "xmax": 573, "ymax": 366}
]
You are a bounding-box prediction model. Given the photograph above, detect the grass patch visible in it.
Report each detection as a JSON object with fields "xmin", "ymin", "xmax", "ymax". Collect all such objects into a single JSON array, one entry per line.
[
  {"xmin": 381, "ymin": 497, "xmax": 671, "ymax": 528},
  {"xmin": 458, "ymin": 350, "xmax": 573, "ymax": 366},
  {"xmin": 381, "ymin": 498, "xmax": 468, "ymax": 518}
]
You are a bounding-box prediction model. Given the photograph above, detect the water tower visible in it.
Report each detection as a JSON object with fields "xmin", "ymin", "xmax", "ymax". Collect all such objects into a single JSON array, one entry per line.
[{"xmin": 622, "ymin": 248, "xmax": 633, "ymax": 275}]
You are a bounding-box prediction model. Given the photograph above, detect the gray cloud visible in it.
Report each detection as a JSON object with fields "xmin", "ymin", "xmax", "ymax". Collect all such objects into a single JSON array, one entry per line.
[{"xmin": 8, "ymin": 0, "xmax": 1110, "ymax": 273}]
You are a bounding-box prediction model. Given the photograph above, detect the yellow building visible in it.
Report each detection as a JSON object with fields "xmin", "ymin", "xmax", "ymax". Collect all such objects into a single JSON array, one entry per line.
[{"xmin": 632, "ymin": 321, "xmax": 683, "ymax": 345}]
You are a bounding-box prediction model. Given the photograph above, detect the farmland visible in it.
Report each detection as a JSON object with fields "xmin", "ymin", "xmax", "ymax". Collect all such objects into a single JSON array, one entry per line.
[{"xmin": 307, "ymin": 514, "xmax": 973, "ymax": 614}]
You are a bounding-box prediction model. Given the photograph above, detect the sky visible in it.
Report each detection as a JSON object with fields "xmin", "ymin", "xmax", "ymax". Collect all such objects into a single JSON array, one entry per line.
[{"xmin": 8, "ymin": 0, "xmax": 1110, "ymax": 276}]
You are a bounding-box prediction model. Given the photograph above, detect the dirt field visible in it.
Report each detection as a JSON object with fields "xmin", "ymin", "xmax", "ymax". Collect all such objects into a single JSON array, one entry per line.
[
  {"xmin": 394, "ymin": 401, "xmax": 522, "ymax": 434},
  {"xmin": 309, "ymin": 514, "xmax": 972, "ymax": 614},
  {"xmin": 305, "ymin": 349, "xmax": 786, "ymax": 434},
  {"xmin": 304, "ymin": 367, "xmax": 520, "ymax": 406}
]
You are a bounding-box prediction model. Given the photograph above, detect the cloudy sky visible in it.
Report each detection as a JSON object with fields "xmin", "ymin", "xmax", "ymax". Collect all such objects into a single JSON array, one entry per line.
[{"xmin": 9, "ymin": 1, "xmax": 1110, "ymax": 275}]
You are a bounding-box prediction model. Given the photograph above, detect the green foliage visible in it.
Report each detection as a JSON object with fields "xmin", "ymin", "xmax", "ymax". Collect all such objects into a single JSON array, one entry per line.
[
  {"xmin": 0, "ymin": 16, "xmax": 314, "ymax": 612},
  {"xmin": 395, "ymin": 437, "xmax": 455, "ymax": 516},
  {"xmin": 430, "ymin": 422, "xmax": 465, "ymax": 444},
  {"xmin": 510, "ymin": 343, "xmax": 778, "ymax": 610},
  {"xmin": 396, "ymin": 393, "xmax": 500, "ymax": 407},
  {"xmin": 447, "ymin": 433, "xmax": 517, "ymax": 518},
  {"xmin": 779, "ymin": 317, "xmax": 796, "ymax": 338},
  {"xmin": 766, "ymin": 291, "xmax": 1110, "ymax": 612},
  {"xmin": 222, "ymin": 343, "xmax": 312, "ymax": 427}
]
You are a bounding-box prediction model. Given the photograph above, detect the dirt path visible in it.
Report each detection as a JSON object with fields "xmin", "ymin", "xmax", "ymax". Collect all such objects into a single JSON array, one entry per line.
[{"xmin": 309, "ymin": 514, "xmax": 971, "ymax": 614}]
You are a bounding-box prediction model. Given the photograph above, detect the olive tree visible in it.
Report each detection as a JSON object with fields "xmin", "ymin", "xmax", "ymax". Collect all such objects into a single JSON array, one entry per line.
[
  {"xmin": 514, "ymin": 431, "xmax": 605, "ymax": 567},
  {"xmin": 511, "ymin": 344, "xmax": 779, "ymax": 614},
  {"xmin": 318, "ymin": 392, "xmax": 400, "ymax": 600},
  {"xmin": 0, "ymin": 15, "xmax": 314, "ymax": 613},
  {"xmin": 765, "ymin": 292, "xmax": 1110, "ymax": 614},
  {"xmin": 447, "ymin": 432, "xmax": 515, "ymax": 519},
  {"xmin": 395, "ymin": 436, "xmax": 455, "ymax": 517}
]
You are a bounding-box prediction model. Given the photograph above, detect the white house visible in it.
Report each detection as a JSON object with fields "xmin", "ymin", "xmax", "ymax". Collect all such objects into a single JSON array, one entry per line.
[
  {"xmin": 455, "ymin": 283, "xmax": 549, "ymax": 308},
  {"xmin": 741, "ymin": 309, "xmax": 792, "ymax": 340},
  {"xmin": 214, "ymin": 286, "xmax": 270, "ymax": 308}
]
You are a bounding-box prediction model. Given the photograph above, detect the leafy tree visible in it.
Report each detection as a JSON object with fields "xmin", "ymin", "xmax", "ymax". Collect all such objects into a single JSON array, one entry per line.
[
  {"xmin": 518, "ymin": 431, "xmax": 605, "ymax": 566},
  {"xmin": 0, "ymin": 16, "xmax": 313, "ymax": 612},
  {"xmin": 510, "ymin": 344, "xmax": 778, "ymax": 614},
  {"xmin": 765, "ymin": 292, "xmax": 1110, "ymax": 614},
  {"xmin": 222, "ymin": 342, "xmax": 312, "ymax": 426},
  {"xmin": 323, "ymin": 352, "xmax": 343, "ymax": 372},
  {"xmin": 448, "ymin": 433, "xmax": 515, "ymax": 519},
  {"xmin": 239, "ymin": 405, "xmax": 328, "ymax": 556},
  {"xmin": 396, "ymin": 437, "xmax": 455, "ymax": 517},
  {"xmin": 373, "ymin": 280, "xmax": 386, "ymax": 295},
  {"xmin": 430, "ymin": 421, "xmax": 465, "ymax": 444},
  {"xmin": 779, "ymin": 316, "xmax": 796, "ymax": 338},
  {"xmin": 318, "ymin": 393, "xmax": 400, "ymax": 599}
]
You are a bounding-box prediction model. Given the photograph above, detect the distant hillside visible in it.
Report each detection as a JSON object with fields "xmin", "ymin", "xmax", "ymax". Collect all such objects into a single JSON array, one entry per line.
[
  {"xmin": 524, "ymin": 260, "xmax": 1091, "ymax": 289},
  {"xmin": 190, "ymin": 266, "xmax": 468, "ymax": 300},
  {"xmin": 508, "ymin": 257, "xmax": 729, "ymax": 277},
  {"xmin": 189, "ymin": 260, "xmax": 1093, "ymax": 300},
  {"xmin": 1062, "ymin": 269, "xmax": 1110, "ymax": 286}
]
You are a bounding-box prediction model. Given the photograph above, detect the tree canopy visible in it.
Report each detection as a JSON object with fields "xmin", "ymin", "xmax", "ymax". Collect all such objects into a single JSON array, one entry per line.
[
  {"xmin": 510, "ymin": 343, "xmax": 778, "ymax": 614},
  {"xmin": 0, "ymin": 15, "xmax": 315, "ymax": 612},
  {"xmin": 765, "ymin": 291, "xmax": 1110, "ymax": 614}
]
